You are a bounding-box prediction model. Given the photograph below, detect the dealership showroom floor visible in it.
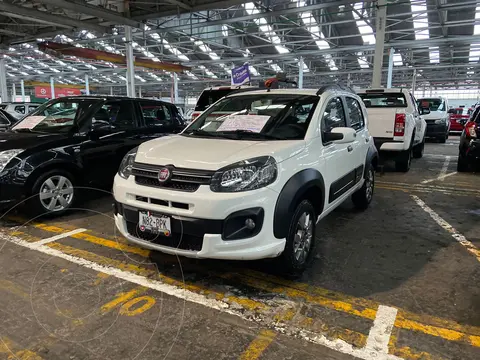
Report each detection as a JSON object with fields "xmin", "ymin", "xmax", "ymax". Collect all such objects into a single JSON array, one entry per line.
[{"xmin": 0, "ymin": 137, "xmax": 478, "ymax": 360}]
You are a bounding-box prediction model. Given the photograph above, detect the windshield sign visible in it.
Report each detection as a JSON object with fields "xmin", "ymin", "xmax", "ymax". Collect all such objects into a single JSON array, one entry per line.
[{"xmin": 185, "ymin": 94, "xmax": 318, "ymax": 140}]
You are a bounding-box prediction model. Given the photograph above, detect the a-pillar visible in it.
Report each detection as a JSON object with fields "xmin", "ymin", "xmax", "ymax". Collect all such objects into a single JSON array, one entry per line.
[
  {"xmin": 0, "ymin": 58, "xmax": 8, "ymax": 102},
  {"xmin": 125, "ymin": 26, "xmax": 136, "ymax": 97},
  {"xmin": 371, "ymin": 0, "xmax": 387, "ymax": 88}
]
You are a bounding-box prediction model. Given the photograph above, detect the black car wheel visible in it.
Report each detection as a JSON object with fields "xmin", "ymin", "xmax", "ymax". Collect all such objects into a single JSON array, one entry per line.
[
  {"xmin": 395, "ymin": 148, "xmax": 412, "ymax": 172},
  {"xmin": 438, "ymin": 135, "xmax": 447, "ymax": 143},
  {"xmin": 30, "ymin": 170, "xmax": 76, "ymax": 216},
  {"xmin": 457, "ymin": 153, "xmax": 469, "ymax": 172},
  {"xmin": 413, "ymin": 138, "xmax": 425, "ymax": 159},
  {"xmin": 352, "ymin": 163, "xmax": 375, "ymax": 210},
  {"xmin": 278, "ymin": 200, "xmax": 316, "ymax": 275}
]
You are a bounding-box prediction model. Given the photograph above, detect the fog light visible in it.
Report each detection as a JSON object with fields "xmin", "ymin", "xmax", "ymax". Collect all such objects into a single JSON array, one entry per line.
[{"xmin": 245, "ymin": 218, "xmax": 255, "ymax": 229}]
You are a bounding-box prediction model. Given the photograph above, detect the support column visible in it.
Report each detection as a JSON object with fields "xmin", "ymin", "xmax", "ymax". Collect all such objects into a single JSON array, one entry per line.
[
  {"xmin": 298, "ymin": 56, "xmax": 304, "ymax": 89},
  {"xmin": 0, "ymin": 58, "xmax": 8, "ymax": 103},
  {"xmin": 347, "ymin": 73, "xmax": 352, "ymax": 87},
  {"xmin": 411, "ymin": 69, "xmax": 417, "ymax": 94},
  {"xmin": 125, "ymin": 26, "xmax": 135, "ymax": 98},
  {"xmin": 85, "ymin": 74, "xmax": 90, "ymax": 95},
  {"xmin": 110, "ymin": 86, "xmax": 113, "ymax": 95},
  {"xmin": 12, "ymin": 83, "xmax": 16, "ymax": 101},
  {"xmin": 138, "ymin": 86, "xmax": 142, "ymax": 98},
  {"xmin": 20, "ymin": 79, "xmax": 25, "ymax": 102},
  {"xmin": 50, "ymin": 76, "xmax": 55, "ymax": 99},
  {"xmin": 387, "ymin": 47, "xmax": 395, "ymax": 88},
  {"xmin": 371, "ymin": 0, "xmax": 387, "ymax": 88},
  {"xmin": 173, "ymin": 73, "xmax": 179, "ymax": 104}
]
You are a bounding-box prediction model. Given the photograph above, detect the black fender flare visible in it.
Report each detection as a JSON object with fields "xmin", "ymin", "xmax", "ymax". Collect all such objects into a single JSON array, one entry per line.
[
  {"xmin": 365, "ymin": 142, "xmax": 379, "ymax": 176},
  {"xmin": 273, "ymin": 169, "xmax": 325, "ymax": 239}
]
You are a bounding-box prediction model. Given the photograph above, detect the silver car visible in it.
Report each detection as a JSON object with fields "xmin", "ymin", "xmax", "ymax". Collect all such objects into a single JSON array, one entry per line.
[{"xmin": 0, "ymin": 102, "xmax": 41, "ymax": 120}]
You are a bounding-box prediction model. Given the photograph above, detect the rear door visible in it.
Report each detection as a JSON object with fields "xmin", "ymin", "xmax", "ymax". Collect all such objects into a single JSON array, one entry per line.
[
  {"xmin": 344, "ymin": 96, "xmax": 368, "ymax": 178},
  {"xmin": 409, "ymin": 93, "xmax": 424, "ymax": 144},
  {"xmin": 359, "ymin": 91, "xmax": 408, "ymax": 139}
]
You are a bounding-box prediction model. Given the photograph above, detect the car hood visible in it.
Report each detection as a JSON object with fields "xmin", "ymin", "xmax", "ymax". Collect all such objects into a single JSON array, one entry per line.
[
  {"xmin": 423, "ymin": 110, "xmax": 447, "ymax": 120},
  {"xmin": 0, "ymin": 131, "xmax": 68, "ymax": 152},
  {"xmin": 135, "ymin": 135, "xmax": 305, "ymax": 170}
]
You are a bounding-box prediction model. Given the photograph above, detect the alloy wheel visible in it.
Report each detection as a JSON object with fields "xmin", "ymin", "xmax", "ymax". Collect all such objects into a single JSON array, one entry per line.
[
  {"xmin": 39, "ymin": 175, "xmax": 74, "ymax": 212},
  {"xmin": 293, "ymin": 212, "xmax": 313, "ymax": 264}
]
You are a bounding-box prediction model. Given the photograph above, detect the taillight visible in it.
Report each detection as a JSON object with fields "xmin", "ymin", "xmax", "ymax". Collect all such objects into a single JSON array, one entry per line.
[
  {"xmin": 465, "ymin": 121, "xmax": 477, "ymax": 138},
  {"xmin": 394, "ymin": 113, "xmax": 406, "ymax": 136}
]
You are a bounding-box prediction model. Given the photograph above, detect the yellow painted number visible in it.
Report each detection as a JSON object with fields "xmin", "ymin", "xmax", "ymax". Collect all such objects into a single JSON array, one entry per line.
[{"xmin": 119, "ymin": 296, "xmax": 156, "ymax": 316}]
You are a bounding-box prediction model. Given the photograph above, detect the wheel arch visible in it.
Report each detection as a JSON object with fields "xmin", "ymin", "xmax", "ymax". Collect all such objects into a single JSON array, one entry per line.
[
  {"xmin": 365, "ymin": 144, "xmax": 379, "ymax": 176},
  {"xmin": 273, "ymin": 169, "xmax": 325, "ymax": 239},
  {"xmin": 26, "ymin": 161, "xmax": 83, "ymax": 192}
]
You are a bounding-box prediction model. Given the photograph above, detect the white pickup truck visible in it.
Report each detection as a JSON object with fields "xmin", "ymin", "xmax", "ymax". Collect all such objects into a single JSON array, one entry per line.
[{"xmin": 357, "ymin": 88, "xmax": 428, "ymax": 172}]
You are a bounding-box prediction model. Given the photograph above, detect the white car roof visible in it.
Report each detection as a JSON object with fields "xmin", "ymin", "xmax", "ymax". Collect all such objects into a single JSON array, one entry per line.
[{"xmin": 356, "ymin": 88, "xmax": 410, "ymax": 94}]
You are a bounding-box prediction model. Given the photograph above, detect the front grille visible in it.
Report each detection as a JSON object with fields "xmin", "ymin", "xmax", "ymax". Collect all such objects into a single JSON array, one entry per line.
[
  {"xmin": 126, "ymin": 221, "xmax": 203, "ymax": 251},
  {"xmin": 132, "ymin": 162, "xmax": 214, "ymax": 192}
]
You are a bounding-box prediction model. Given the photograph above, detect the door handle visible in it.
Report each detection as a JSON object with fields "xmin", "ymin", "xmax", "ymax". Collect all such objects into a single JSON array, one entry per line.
[
  {"xmin": 365, "ymin": 137, "xmax": 370, "ymax": 143},
  {"xmin": 347, "ymin": 145, "xmax": 353, "ymax": 152}
]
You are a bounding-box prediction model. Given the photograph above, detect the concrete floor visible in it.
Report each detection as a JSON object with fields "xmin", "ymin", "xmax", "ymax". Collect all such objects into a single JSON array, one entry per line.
[{"xmin": 0, "ymin": 135, "xmax": 479, "ymax": 360}]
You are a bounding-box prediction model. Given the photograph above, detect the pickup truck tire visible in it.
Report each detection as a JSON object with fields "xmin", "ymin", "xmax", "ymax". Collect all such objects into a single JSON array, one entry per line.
[
  {"xmin": 457, "ymin": 153, "xmax": 469, "ymax": 172},
  {"xmin": 395, "ymin": 148, "xmax": 412, "ymax": 172},
  {"xmin": 352, "ymin": 163, "xmax": 374, "ymax": 210},
  {"xmin": 278, "ymin": 199, "xmax": 316, "ymax": 275},
  {"xmin": 438, "ymin": 135, "xmax": 447, "ymax": 143},
  {"xmin": 413, "ymin": 138, "xmax": 425, "ymax": 159}
]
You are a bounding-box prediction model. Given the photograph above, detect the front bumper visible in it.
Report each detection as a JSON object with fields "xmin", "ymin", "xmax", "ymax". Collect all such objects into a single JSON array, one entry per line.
[
  {"xmin": 425, "ymin": 123, "xmax": 448, "ymax": 137},
  {"xmin": 113, "ymin": 174, "xmax": 286, "ymax": 260},
  {"xmin": 0, "ymin": 181, "xmax": 26, "ymax": 212}
]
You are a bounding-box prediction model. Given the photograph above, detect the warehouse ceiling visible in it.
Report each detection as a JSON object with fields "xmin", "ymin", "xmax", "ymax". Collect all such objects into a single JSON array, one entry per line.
[{"xmin": 1, "ymin": 0, "xmax": 480, "ymax": 95}]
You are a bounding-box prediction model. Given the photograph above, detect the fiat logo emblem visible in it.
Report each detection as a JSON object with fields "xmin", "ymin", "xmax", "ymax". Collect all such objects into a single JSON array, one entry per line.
[{"xmin": 158, "ymin": 167, "xmax": 171, "ymax": 182}]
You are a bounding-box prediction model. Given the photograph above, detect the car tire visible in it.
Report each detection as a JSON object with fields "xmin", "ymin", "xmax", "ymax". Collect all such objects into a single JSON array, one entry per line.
[
  {"xmin": 29, "ymin": 169, "xmax": 76, "ymax": 216},
  {"xmin": 352, "ymin": 163, "xmax": 375, "ymax": 210},
  {"xmin": 438, "ymin": 135, "xmax": 447, "ymax": 143},
  {"xmin": 413, "ymin": 138, "xmax": 425, "ymax": 159},
  {"xmin": 457, "ymin": 153, "xmax": 469, "ymax": 172},
  {"xmin": 395, "ymin": 148, "xmax": 412, "ymax": 172},
  {"xmin": 278, "ymin": 200, "xmax": 316, "ymax": 276}
]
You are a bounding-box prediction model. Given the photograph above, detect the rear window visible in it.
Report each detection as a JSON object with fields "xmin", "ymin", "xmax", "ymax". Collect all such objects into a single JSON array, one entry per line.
[
  {"xmin": 359, "ymin": 93, "xmax": 407, "ymax": 108},
  {"xmin": 417, "ymin": 98, "xmax": 445, "ymax": 111},
  {"xmin": 195, "ymin": 89, "xmax": 236, "ymax": 111}
]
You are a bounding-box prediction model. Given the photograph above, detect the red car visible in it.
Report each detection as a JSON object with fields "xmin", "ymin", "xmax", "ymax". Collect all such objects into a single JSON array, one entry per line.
[{"xmin": 448, "ymin": 107, "xmax": 471, "ymax": 132}]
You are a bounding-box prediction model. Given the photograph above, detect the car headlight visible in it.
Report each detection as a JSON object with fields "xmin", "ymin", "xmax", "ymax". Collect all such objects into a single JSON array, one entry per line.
[
  {"xmin": 210, "ymin": 156, "xmax": 277, "ymax": 192},
  {"xmin": 434, "ymin": 118, "xmax": 446, "ymax": 124},
  {"xmin": 0, "ymin": 149, "xmax": 24, "ymax": 173},
  {"xmin": 118, "ymin": 147, "xmax": 138, "ymax": 179}
]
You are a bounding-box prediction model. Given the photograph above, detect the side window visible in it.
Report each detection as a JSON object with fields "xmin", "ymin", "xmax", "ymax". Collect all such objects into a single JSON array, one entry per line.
[
  {"xmin": 322, "ymin": 97, "xmax": 347, "ymax": 135},
  {"xmin": 29, "ymin": 105, "xmax": 39, "ymax": 113},
  {"xmin": 345, "ymin": 97, "xmax": 365, "ymax": 131},
  {"xmin": 92, "ymin": 100, "xmax": 136, "ymax": 130},
  {"xmin": 0, "ymin": 113, "xmax": 10, "ymax": 125},
  {"xmin": 15, "ymin": 105, "xmax": 25, "ymax": 114},
  {"xmin": 139, "ymin": 102, "xmax": 173, "ymax": 127}
]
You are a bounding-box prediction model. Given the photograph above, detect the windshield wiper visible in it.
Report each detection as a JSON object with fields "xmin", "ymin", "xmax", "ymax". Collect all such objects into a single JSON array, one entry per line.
[
  {"xmin": 183, "ymin": 129, "xmax": 225, "ymax": 137},
  {"xmin": 219, "ymin": 130, "xmax": 286, "ymax": 140}
]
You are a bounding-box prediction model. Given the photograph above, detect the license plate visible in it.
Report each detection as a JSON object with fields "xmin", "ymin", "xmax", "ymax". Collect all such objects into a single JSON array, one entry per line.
[{"xmin": 138, "ymin": 211, "xmax": 171, "ymax": 236}]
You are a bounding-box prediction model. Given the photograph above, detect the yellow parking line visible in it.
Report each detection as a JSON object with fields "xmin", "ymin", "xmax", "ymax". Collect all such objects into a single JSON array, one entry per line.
[
  {"xmin": 239, "ymin": 329, "xmax": 276, "ymax": 360},
  {"xmin": 0, "ymin": 338, "xmax": 44, "ymax": 360},
  {"xmin": 8, "ymin": 222, "xmax": 480, "ymax": 349}
]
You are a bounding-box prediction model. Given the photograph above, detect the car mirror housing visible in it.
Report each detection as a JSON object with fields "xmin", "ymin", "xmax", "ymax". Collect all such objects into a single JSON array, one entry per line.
[{"xmin": 324, "ymin": 127, "xmax": 356, "ymax": 144}]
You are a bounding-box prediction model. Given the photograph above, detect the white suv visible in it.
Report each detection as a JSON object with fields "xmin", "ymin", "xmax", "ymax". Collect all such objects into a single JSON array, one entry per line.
[
  {"xmin": 357, "ymin": 88, "xmax": 428, "ymax": 172},
  {"xmin": 113, "ymin": 86, "xmax": 378, "ymax": 274}
]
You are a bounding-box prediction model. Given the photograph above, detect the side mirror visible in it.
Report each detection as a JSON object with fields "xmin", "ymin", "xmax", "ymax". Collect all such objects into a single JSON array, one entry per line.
[
  {"xmin": 419, "ymin": 107, "xmax": 430, "ymax": 115},
  {"xmin": 324, "ymin": 127, "xmax": 356, "ymax": 144}
]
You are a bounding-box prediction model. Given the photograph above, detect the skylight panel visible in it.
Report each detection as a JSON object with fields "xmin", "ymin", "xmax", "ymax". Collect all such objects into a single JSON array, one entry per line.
[
  {"xmin": 292, "ymin": 0, "xmax": 338, "ymax": 71},
  {"xmin": 393, "ymin": 53, "xmax": 403, "ymax": 66},
  {"xmin": 190, "ymin": 37, "xmax": 222, "ymax": 60},
  {"xmin": 22, "ymin": 64, "xmax": 33, "ymax": 70},
  {"xmin": 429, "ymin": 47, "xmax": 440, "ymax": 64},
  {"xmin": 186, "ymin": 71, "xmax": 199, "ymax": 80},
  {"xmin": 249, "ymin": 65, "xmax": 259, "ymax": 76},
  {"xmin": 244, "ymin": 3, "xmax": 290, "ymax": 54},
  {"xmin": 357, "ymin": 52, "xmax": 369, "ymax": 69},
  {"xmin": 222, "ymin": 25, "xmax": 229, "ymax": 37},
  {"xmin": 35, "ymin": 69, "xmax": 44, "ymax": 74},
  {"xmin": 135, "ymin": 74, "xmax": 146, "ymax": 82},
  {"xmin": 270, "ymin": 64, "xmax": 282, "ymax": 72},
  {"xmin": 411, "ymin": 1, "xmax": 429, "ymax": 40},
  {"xmin": 352, "ymin": 3, "xmax": 376, "ymax": 45},
  {"xmin": 161, "ymin": 39, "xmax": 189, "ymax": 61},
  {"xmin": 469, "ymin": 6, "xmax": 480, "ymax": 61}
]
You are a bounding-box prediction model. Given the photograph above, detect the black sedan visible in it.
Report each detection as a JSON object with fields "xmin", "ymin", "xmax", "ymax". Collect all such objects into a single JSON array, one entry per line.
[
  {"xmin": 0, "ymin": 96, "xmax": 185, "ymax": 216},
  {"xmin": 457, "ymin": 105, "xmax": 480, "ymax": 172}
]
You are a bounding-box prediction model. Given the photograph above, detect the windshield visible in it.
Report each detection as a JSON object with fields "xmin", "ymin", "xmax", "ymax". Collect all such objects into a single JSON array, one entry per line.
[
  {"xmin": 185, "ymin": 94, "xmax": 319, "ymax": 140},
  {"xmin": 11, "ymin": 99, "xmax": 98, "ymax": 133},
  {"xmin": 418, "ymin": 98, "xmax": 445, "ymax": 111},
  {"xmin": 359, "ymin": 93, "xmax": 407, "ymax": 108}
]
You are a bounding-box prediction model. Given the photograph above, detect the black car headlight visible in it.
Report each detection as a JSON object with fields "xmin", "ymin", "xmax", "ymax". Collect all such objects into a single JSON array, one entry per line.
[
  {"xmin": 118, "ymin": 147, "xmax": 138, "ymax": 179},
  {"xmin": 0, "ymin": 149, "xmax": 24, "ymax": 173},
  {"xmin": 210, "ymin": 156, "xmax": 277, "ymax": 192}
]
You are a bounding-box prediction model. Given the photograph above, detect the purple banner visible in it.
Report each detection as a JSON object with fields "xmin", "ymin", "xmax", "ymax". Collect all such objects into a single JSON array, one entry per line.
[{"xmin": 231, "ymin": 64, "xmax": 251, "ymax": 85}]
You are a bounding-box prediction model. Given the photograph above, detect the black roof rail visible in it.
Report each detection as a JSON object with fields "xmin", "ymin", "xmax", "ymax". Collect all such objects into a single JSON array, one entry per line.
[{"xmin": 316, "ymin": 84, "xmax": 355, "ymax": 96}]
